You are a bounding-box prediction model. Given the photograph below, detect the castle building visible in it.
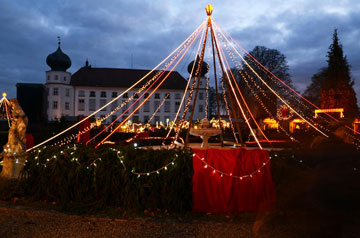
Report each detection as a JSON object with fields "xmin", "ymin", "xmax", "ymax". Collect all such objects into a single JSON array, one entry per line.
[{"xmin": 20, "ymin": 41, "xmax": 207, "ymax": 124}]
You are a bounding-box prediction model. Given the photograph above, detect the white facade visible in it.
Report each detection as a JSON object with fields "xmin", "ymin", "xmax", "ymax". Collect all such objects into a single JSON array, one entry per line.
[{"xmin": 45, "ymin": 69, "xmax": 207, "ymax": 124}]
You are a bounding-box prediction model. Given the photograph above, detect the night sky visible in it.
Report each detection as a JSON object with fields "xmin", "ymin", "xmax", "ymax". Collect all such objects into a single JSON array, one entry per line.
[{"xmin": 1, "ymin": 0, "xmax": 360, "ymax": 101}]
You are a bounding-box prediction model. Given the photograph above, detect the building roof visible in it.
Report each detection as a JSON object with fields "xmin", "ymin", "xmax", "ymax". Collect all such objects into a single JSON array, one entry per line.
[{"xmin": 70, "ymin": 67, "xmax": 187, "ymax": 90}]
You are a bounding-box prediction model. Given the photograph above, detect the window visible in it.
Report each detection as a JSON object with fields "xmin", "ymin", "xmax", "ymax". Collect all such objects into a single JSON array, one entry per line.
[
  {"xmin": 112, "ymin": 92, "xmax": 117, "ymax": 98},
  {"xmin": 175, "ymin": 93, "xmax": 181, "ymax": 99},
  {"xmin": 199, "ymin": 80, "xmax": 203, "ymax": 86},
  {"xmin": 53, "ymin": 88, "xmax": 59, "ymax": 96},
  {"xmin": 144, "ymin": 101, "xmax": 150, "ymax": 112},
  {"xmin": 133, "ymin": 94, "xmax": 139, "ymax": 99},
  {"xmin": 111, "ymin": 100, "xmax": 118, "ymax": 110},
  {"xmin": 90, "ymin": 91, "xmax": 96, "ymax": 97},
  {"xmin": 65, "ymin": 88, "xmax": 70, "ymax": 97},
  {"xmin": 78, "ymin": 99, "xmax": 85, "ymax": 111},
  {"xmin": 64, "ymin": 76, "xmax": 66, "ymax": 81},
  {"xmin": 52, "ymin": 101, "xmax": 58, "ymax": 109},
  {"xmin": 47, "ymin": 75, "xmax": 50, "ymax": 81},
  {"xmin": 55, "ymin": 75, "xmax": 58, "ymax": 80},
  {"xmin": 100, "ymin": 91, "xmax": 107, "ymax": 97},
  {"xmin": 111, "ymin": 115, "xmax": 117, "ymax": 122},
  {"xmin": 145, "ymin": 93, "xmax": 149, "ymax": 98},
  {"xmin": 100, "ymin": 99, "xmax": 106, "ymax": 111},
  {"xmin": 143, "ymin": 115, "xmax": 149, "ymax": 123},
  {"xmin": 155, "ymin": 93, "xmax": 160, "ymax": 99},
  {"xmin": 78, "ymin": 90, "xmax": 85, "ymax": 97},
  {"xmin": 154, "ymin": 101, "xmax": 160, "ymax": 112},
  {"xmin": 199, "ymin": 105, "xmax": 204, "ymax": 113},
  {"xmin": 175, "ymin": 102, "xmax": 180, "ymax": 112},
  {"xmin": 132, "ymin": 116, "xmax": 139, "ymax": 123},
  {"xmin": 199, "ymin": 92, "xmax": 204, "ymax": 100},
  {"xmin": 65, "ymin": 102, "xmax": 70, "ymax": 110},
  {"xmin": 189, "ymin": 105, "xmax": 192, "ymax": 112},
  {"xmin": 155, "ymin": 116, "xmax": 160, "ymax": 123},
  {"xmin": 89, "ymin": 99, "xmax": 96, "ymax": 111},
  {"xmin": 123, "ymin": 93, "xmax": 128, "ymax": 98},
  {"xmin": 165, "ymin": 93, "xmax": 170, "ymax": 99},
  {"xmin": 165, "ymin": 101, "xmax": 170, "ymax": 112}
]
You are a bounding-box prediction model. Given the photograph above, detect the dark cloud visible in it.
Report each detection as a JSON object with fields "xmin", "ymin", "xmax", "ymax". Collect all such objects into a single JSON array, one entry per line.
[{"xmin": 0, "ymin": 0, "xmax": 359, "ymax": 103}]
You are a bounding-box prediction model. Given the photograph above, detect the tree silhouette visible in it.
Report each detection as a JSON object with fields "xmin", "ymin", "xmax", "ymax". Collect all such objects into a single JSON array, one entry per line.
[{"xmin": 320, "ymin": 29, "xmax": 358, "ymax": 118}]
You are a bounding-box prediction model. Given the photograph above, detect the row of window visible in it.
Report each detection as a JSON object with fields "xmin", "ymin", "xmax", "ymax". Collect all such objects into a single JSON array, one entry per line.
[
  {"xmin": 76, "ymin": 91, "xmax": 198, "ymax": 100},
  {"xmin": 52, "ymin": 101, "xmax": 70, "ymax": 110},
  {"xmin": 53, "ymin": 87, "xmax": 71, "ymax": 97},
  {"xmin": 47, "ymin": 75, "xmax": 67, "ymax": 81}
]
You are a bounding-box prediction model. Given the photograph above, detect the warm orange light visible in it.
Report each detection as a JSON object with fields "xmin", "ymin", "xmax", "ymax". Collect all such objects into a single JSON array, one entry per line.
[
  {"xmin": 315, "ymin": 108, "xmax": 344, "ymax": 118},
  {"xmin": 2, "ymin": 92, "xmax": 6, "ymax": 98},
  {"xmin": 205, "ymin": 4, "xmax": 213, "ymax": 16}
]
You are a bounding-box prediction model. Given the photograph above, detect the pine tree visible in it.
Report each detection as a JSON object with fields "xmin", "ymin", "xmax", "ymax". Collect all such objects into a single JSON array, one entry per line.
[{"xmin": 320, "ymin": 29, "xmax": 358, "ymax": 118}]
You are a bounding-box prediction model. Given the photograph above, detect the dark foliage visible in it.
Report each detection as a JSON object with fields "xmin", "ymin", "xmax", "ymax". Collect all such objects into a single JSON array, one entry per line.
[{"xmin": 19, "ymin": 144, "xmax": 193, "ymax": 212}]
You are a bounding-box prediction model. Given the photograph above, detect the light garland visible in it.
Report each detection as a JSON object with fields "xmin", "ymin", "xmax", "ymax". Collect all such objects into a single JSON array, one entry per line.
[{"xmin": 193, "ymin": 153, "xmax": 270, "ymax": 179}]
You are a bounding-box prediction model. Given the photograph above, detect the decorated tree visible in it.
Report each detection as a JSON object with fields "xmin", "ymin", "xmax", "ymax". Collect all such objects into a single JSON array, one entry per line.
[{"xmin": 320, "ymin": 29, "xmax": 358, "ymax": 118}]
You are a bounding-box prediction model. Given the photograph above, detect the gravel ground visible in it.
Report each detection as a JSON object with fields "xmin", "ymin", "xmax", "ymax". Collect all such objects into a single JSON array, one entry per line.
[{"xmin": 0, "ymin": 204, "xmax": 255, "ymax": 238}]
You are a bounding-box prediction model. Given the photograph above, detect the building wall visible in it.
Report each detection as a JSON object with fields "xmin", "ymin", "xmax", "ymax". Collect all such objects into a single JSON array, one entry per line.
[{"xmin": 45, "ymin": 70, "xmax": 207, "ymax": 123}]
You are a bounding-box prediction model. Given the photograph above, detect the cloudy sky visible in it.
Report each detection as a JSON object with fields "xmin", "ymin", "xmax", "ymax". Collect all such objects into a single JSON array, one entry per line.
[{"xmin": 1, "ymin": 0, "xmax": 360, "ymax": 101}]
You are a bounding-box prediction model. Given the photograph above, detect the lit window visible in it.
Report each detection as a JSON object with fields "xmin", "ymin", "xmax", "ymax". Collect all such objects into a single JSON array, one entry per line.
[
  {"xmin": 52, "ymin": 101, "xmax": 58, "ymax": 109},
  {"xmin": 78, "ymin": 99, "xmax": 85, "ymax": 111},
  {"xmin": 90, "ymin": 91, "xmax": 96, "ymax": 97},
  {"xmin": 65, "ymin": 102, "xmax": 70, "ymax": 110},
  {"xmin": 89, "ymin": 99, "xmax": 96, "ymax": 111},
  {"xmin": 78, "ymin": 90, "xmax": 85, "ymax": 97},
  {"xmin": 53, "ymin": 88, "xmax": 59, "ymax": 96},
  {"xmin": 100, "ymin": 91, "xmax": 107, "ymax": 97}
]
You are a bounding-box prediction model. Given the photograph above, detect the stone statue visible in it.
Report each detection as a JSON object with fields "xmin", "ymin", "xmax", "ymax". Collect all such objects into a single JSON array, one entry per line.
[{"xmin": 1, "ymin": 98, "xmax": 28, "ymax": 179}]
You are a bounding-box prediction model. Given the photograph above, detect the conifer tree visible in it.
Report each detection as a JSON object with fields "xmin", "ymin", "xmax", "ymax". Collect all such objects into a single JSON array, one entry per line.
[{"xmin": 319, "ymin": 29, "xmax": 358, "ymax": 118}]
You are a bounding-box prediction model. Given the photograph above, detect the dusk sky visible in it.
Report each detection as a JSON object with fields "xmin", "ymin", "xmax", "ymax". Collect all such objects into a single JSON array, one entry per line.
[{"xmin": 1, "ymin": 0, "xmax": 360, "ymax": 101}]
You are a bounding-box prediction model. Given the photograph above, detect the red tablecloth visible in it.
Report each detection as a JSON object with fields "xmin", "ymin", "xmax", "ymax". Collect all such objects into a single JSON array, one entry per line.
[{"xmin": 192, "ymin": 148, "xmax": 276, "ymax": 213}]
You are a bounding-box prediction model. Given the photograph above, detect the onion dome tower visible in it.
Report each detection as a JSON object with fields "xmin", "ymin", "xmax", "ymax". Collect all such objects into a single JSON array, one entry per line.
[
  {"xmin": 46, "ymin": 37, "xmax": 72, "ymax": 71},
  {"xmin": 45, "ymin": 37, "xmax": 74, "ymax": 121},
  {"xmin": 187, "ymin": 55, "xmax": 209, "ymax": 77}
]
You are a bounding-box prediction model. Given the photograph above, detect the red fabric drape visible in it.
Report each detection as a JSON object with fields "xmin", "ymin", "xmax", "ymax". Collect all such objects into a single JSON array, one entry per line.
[
  {"xmin": 192, "ymin": 148, "xmax": 276, "ymax": 213},
  {"xmin": 25, "ymin": 133, "xmax": 34, "ymax": 149},
  {"xmin": 77, "ymin": 117, "xmax": 90, "ymax": 144}
]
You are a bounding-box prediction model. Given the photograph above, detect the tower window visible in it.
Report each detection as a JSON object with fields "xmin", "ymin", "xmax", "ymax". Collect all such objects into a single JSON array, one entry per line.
[
  {"xmin": 53, "ymin": 88, "xmax": 59, "ymax": 96},
  {"xmin": 52, "ymin": 101, "xmax": 58, "ymax": 109}
]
